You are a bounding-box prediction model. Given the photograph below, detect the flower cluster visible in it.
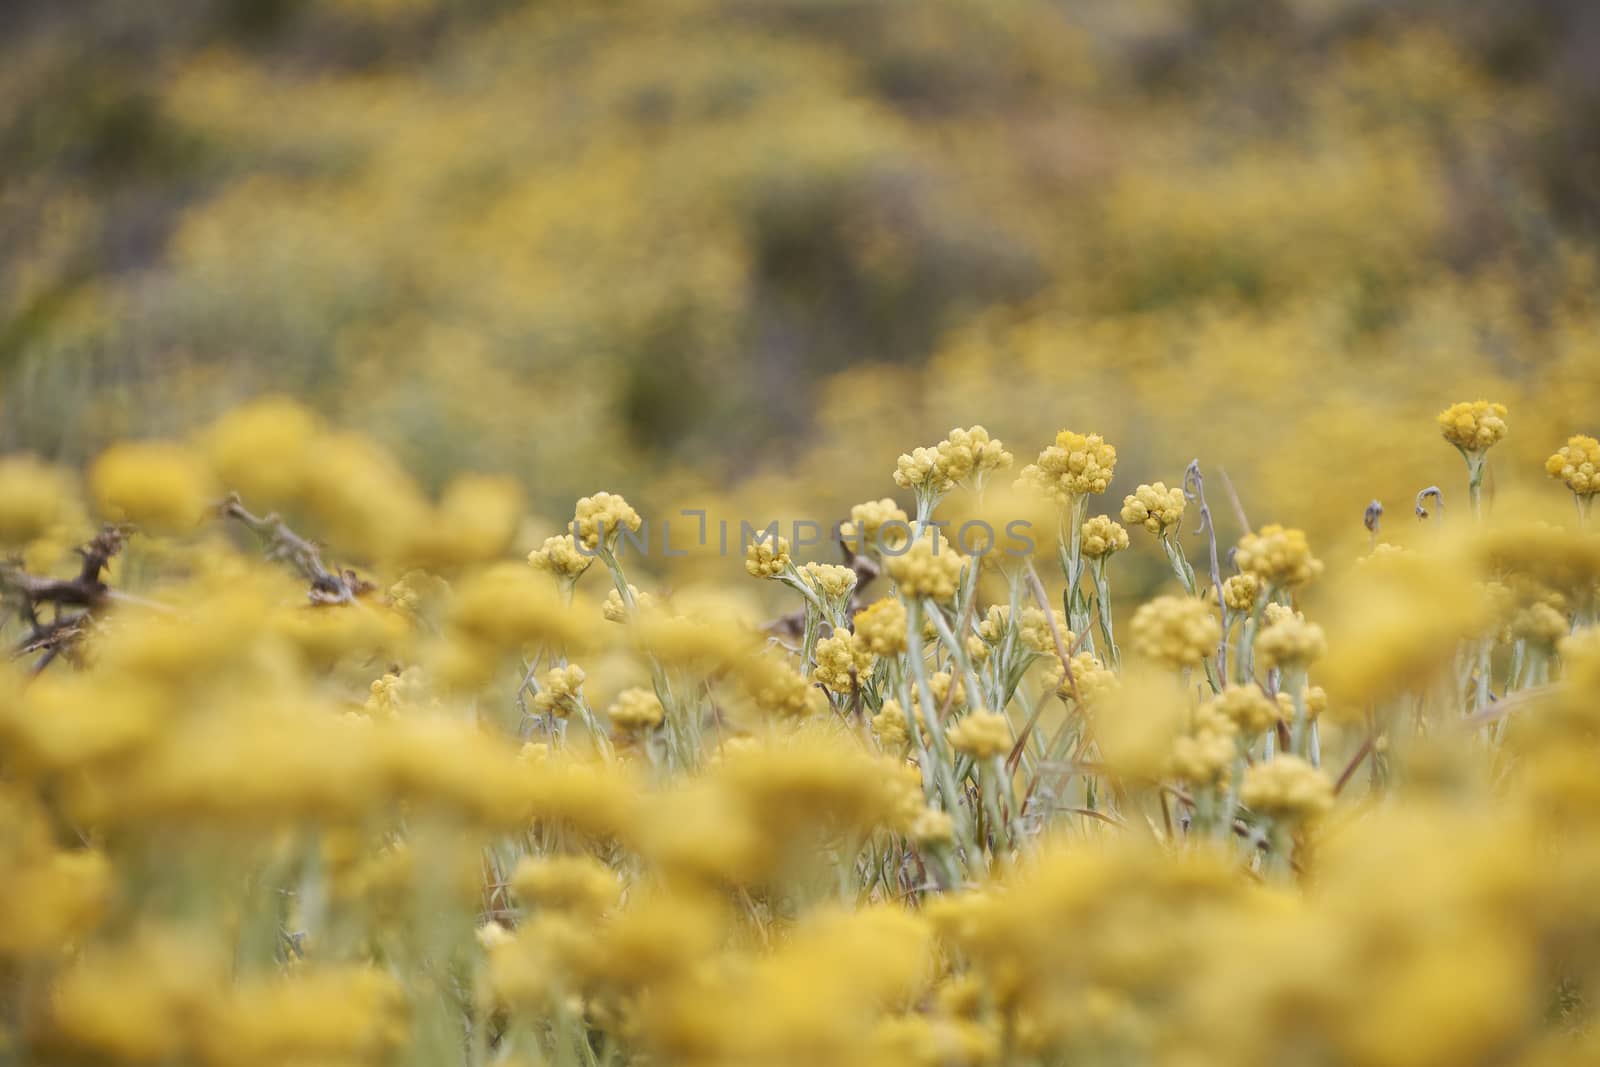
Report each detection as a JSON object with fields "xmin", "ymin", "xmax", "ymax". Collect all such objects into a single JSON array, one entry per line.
[
  {"xmin": 1017, "ymin": 430, "xmax": 1118, "ymax": 500},
  {"xmin": 1235, "ymin": 524, "xmax": 1325, "ymax": 589},
  {"xmin": 1120, "ymin": 481, "xmax": 1186, "ymax": 536},
  {"xmin": 1130, "ymin": 595, "xmax": 1221, "ymax": 668},
  {"xmin": 1437, "ymin": 399, "xmax": 1508, "ymax": 452},
  {"xmin": 1546, "ymin": 434, "xmax": 1600, "ymax": 498}
]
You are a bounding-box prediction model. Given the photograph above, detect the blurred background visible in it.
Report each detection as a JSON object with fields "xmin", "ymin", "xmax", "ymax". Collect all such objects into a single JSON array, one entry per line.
[{"xmin": 4, "ymin": 0, "xmax": 1599, "ymax": 574}]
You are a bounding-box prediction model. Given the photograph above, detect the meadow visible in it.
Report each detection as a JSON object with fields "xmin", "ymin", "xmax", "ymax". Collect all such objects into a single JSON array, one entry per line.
[{"xmin": 5, "ymin": 1, "xmax": 1600, "ymax": 1065}]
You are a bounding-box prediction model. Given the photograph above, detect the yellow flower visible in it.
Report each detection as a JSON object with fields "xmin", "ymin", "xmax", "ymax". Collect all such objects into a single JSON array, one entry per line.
[
  {"xmin": 813, "ymin": 631, "xmax": 872, "ymax": 693},
  {"xmin": 801, "ymin": 561, "xmax": 857, "ymax": 601},
  {"xmin": 572, "ymin": 491, "xmax": 641, "ymax": 551},
  {"xmin": 885, "ymin": 538, "xmax": 965, "ymax": 601},
  {"xmin": 511, "ymin": 854, "xmax": 620, "ymax": 915},
  {"xmin": 1120, "ymin": 482, "xmax": 1186, "ymax": 536},
  {"xmin": 745, "ymin": 534, "xmax": 791, "ymax": 578},
  {"xmin": 0, "ymin": 455, "xmax": 75, "ymax": 546},
  {"xmin": 1017, "ymin": 430, "xmax": 1117, "ymax": 501},
  {"xmin": 1255, "ymin": 611, "xmax": 1327, "ymax": 669},
  {"xmin": 1235, "ymin": 524, "xmax": 1324, "ymax": 589},
  {"xmin": 602, "ymin": 584, "xmax": 656, "ymax": 622},
  {"xmin": 871, "ymin": 699, "xmax": 910, "ymax": 750},
  {"xmin": 1130, "ymin": 595, "xmax": 1220, "ymax": 668},
  {"xmin": 893, "ymin": 445, "xmax": 953, "ymax": 494},
  {"xmin": 946, "ymin": 710, "xmax": 1012, "ymax": 759},
  {"xmin": 1168, "ymin": 702, "xmax": 1237, "ymax": 786},
  {"xmin": 1051, "ymin": 651, "xmax": 1118, "ymax": 705},
  {"xmin": 841, "ymin": 497, "xmax": 911, "ymax": 552},
  {"xmin": 528, "ymin": 532, "xmax": 593, "ymax": 581},
  {"xmin": 853, "ymin": 597, "xmax": 909, "ymax": 657},
  {"xmin": 1546, "ymin": 434, "xmax": 1600, "ymax": 497},
  {"xmin": 935, "ymin": 425, "xmax": 1013, "ymax": 486},
  {"xmin": 89, "ymin": 441, "xmax": 216, "ymax": 533},
  {"xmin": 607, "ymin": 687, "xmax": 664, "ymax": 731},
  {"xmin": 532, "ymin": 664, "xmax": 586, "ymax": 717},
  {"xmin": 1208, "ymin": 685, "xmax": 1282, "ymax": 735},
  {"xmin": 1240, "ymin": 755, "xmax": 1334, "ymax": 819},
  {"xmin": 1080, "ymin": 515, "xmax": 1130, "ymax": 559},
  {"xmin": 1221, "ymin": 573, "xmax": 1260, "ymax": 613},
  {"xmin": 1437, "ymin": 400, "xmax": 1508, "ymax": 453}
]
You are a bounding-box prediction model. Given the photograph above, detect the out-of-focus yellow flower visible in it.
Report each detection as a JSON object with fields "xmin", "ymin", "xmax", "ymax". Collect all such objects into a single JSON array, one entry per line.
[
  {"xmin": 885, "ymin": 538, "xmax": 965, "ymax": 601},
  {"xmin": 1437, "ymin": 399, "xmax": 1508, "ymax": 453},
  {"xmin": 400, "ymin": 474, "xmax": 523, "ymax": 569},
  {"xmin": 1208, "ymin": 684, "xmax": 1282, "ymax": 735},
  {"xmin": 528, "ymin": 532, "xmax": 593, "ymax": 582},
  {"xmin": 532, "ymin": 664, "xmax": 586, "ymax": 717},
  {"xmin": 1255, "ymin": 610, "xmax": 1327, "ymax": 669},
  {"xmin": 1130, "ymin": 595, "xmax": 1219, "ymax": 668},
  {"xmin": 0, "ymin": 455, "xmax": 75, "ymax": 546},
  {"xmin": 1120, "ymin": 482, "xmax": 1185, "ymax": 537},
  {"xmin": 201, "ymin": 397, "xmax": 320, "ymax": 507},
  {"xmin": 871, "ymin": 699, "xmax": 910, "ymax": 750},
  {"xmin": 1168, "ymin": 701, "xmax": 1237, "ymax": 786},
  {"xmin": 1240, "ymin": 756, "xmax": 1333, "ymax": 819},
  {"xmin": 854, "ymin": 597, "xmax": 909, "ymax": 656},
  {"xmin": 512, "ymin": 854, "xmax": 620, "ymax": 916},
  {"xmin": 1235, "ymin": 524, "xmax": 1324, "ymax": 589},
  {"xmin": 947, "ymin": 710, "xmax": 1012, "ymax": 759},
  {"xmin": 607, "ymin": 687, "xmax": 664, "ymax": 731},
  {"xmin": 89, "ymin": 441, "xmax": 216, "ymax": 533}
]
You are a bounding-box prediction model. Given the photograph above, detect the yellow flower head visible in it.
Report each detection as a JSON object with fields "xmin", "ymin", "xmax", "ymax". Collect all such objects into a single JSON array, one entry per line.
[
  {"xmin": 1208, "ymin": 685, "xmax": 1282, "ymax": 735},
  {"xmin": 1167, "ymin": 702, "xmax": 1237, "ymax": 786},
  {"xmin": 1052, "ymin": 650, "xmax": 1119, "ymax": 705},
  {"xmin": 947, "ymin": 710, "xmax": 1012, "ymax": 759},
  {"xmin": 1437, "ymin": 400, "xmax": 1508, "ymax": 453},
  {"xmin": 885, "ymin": 537, "xmax": 965, "ymax": 601},
  {"xmin": 1255, "ymin": 611, "xmax": 1327, "ymax": 670},
  {"xmin": 572, "ymin": 491, "xmax": 641, "ymax": 551},
  {"xmin": 601, "ymin": 585, "xmax": 656, "ymax": 623},
  {"xmin": 528, "ymin": 533, "xmax": 593, "ymax": 582},
  {"xmin": 532, "ymin": 664, "xmax": 586, "ymax": 717},
  {"xmin": 842, "ymin": 498, "xmax": 911, "ymax": 552},
  {"xmin": 979, "ymin": 604, "xmax": 1073, "ymax": 654},
  {"xmin": 90, "ymin": 442, "xmax": 216, "ymax": 533},
  {"xmin": 935, "ymin": 425, "xmax": 1013, "ymax": 487},
  {"xmin": 1235, "ymin": 524, "xmax": 1324, "ymax": 589},
  {"xmin": 801, "ymin": 561, "xmax": 857, "ymax": 602},
  {"xmin": 607, "ymin": 687, "xmax": 664, "ymax": 732},
  {"xmin": 744, "ymin": 534, "xmax": 791, "ymax": 578},
  {"xmin": 893, "ymin": 445, "xmax": 952, "ymax": 495},
  {"xmin": 871, "ymin": 699, "xmax": 910, "ymax": 750},
  {"xmin": 1130, "ymin": 595, "xmax": 1220, "ymax": 668},
  {"xmin": 1120, "ymin": 482, "xmax": 1186, "ymax": 536},
  {"xmin": 1221, "ymin": 573, "xmax": 1261, "ymax": 613},
  {"xmin": 1017, "ymin": 430, "xmax": 1117, "ymax": 501},
  {"xmin": 813, "ymin": 631, "xmax": 872, "ymax": 693},
  {"xmin": 1240, "ymin": 755, "xmax": 1334, "ymax": 820},
  {"xmin": 853, "ymin": 597, "xmax": 909, "ymax": 657},
  {"xmin": 1545, "ymin": 434, "xmax": 1600, "ymax": 498},
  {"xmin": 1080, "ymin": 515, "xmax": 1130, "ymax": 559}
]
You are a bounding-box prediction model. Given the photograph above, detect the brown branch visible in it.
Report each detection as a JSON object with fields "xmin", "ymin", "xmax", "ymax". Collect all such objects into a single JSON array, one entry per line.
[{"xmin": 218, "ymin": 494, "xmax": 372, "ymax": 604}]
